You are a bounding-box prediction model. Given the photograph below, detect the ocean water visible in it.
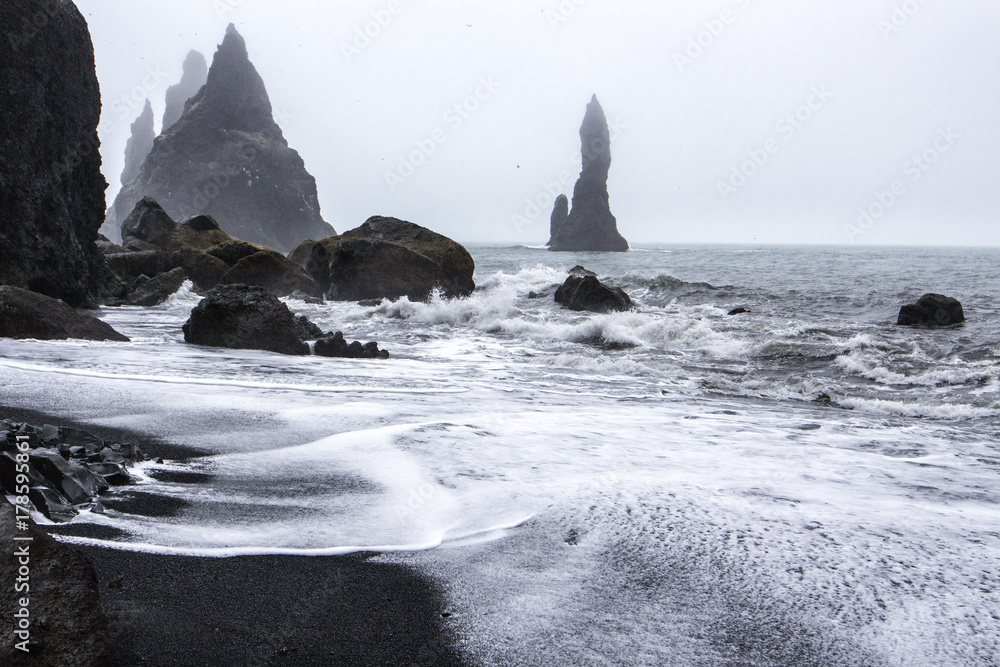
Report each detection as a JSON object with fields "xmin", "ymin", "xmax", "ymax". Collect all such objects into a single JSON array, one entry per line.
[{"xmin": 1, "ymin": 244, "xmax": 998, "ymax": 664}]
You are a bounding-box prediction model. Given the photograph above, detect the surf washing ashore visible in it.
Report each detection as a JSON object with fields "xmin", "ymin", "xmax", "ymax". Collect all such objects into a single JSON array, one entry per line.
[{"xmin": 2, "ymin": 244, "xmax": 998, "ymax": 665}]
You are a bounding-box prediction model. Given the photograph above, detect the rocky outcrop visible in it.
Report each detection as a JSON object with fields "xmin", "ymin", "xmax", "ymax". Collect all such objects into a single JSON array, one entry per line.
[
  {"xmin": 315, "ymin": 332, "xmax": 390, "ymax": 359},
  {"xmin": 554, "ymin": 266, "xmax": 633, "ymax": 313},
  {"xmin": 182, "ymin": 284, "xmax": 311, "ymax": 355},
  {"xmin": 0, "ymin": 0, "xmax": 108, "ymax": 307},
  {"xmin": 120, "ymin": 267, "xmax": 188, "ymax": 307},
  {"xmin": 218, "ymin": 248, "xmax": 322, "ymax": 298},
  {"xmin": 162, "ymin": 50, "xmax": 208, "ymax": 132},
  {"xmin": 0, "ymin": 502, "xmax": 111, "ymax": 665},
  {"xmin": 897, "ymin": 293, "xmax": 965, "ymax": 326},
  {"xmin": 290, "ymin": 216, "xmax": 475, "ymax": 301},
  {"xmin": 121, "ymin": 197, "xmax": 231, "ymax": 253},
  {"xmin": 548, "ymin": 95, "xmax": 629, "ymax": 252},
  {"xmin": 121, "ymin": 99, "xmax": 154, "ymax": 185},
  {"xmin": 0, "ymin": 286, "xmax": 129, "ymax": 341},
  {"xmin": 0, "ymin": 419, "xmax": 146, "ymax": 521},
  {"xmin": 110, "ymin": 25, "xmax": 334, "ymax": 252},
  {"xmin": 548, "ymin": 194, "xmax": 569, "ymax": 246}
]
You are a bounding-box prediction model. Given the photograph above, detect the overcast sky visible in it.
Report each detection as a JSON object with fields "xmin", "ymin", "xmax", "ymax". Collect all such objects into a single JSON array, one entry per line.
[{"xmin": 76, "ymin": 0, "xmax": 999, "ymax": 247}]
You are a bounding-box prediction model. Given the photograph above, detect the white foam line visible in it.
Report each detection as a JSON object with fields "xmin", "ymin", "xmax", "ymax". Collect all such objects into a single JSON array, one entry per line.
[
  {"xmin": 53, "ymin": 514, "xmax": 536, "ymax": 558},
  {"xmin": 0, "ymin": 360, "xmax": 467, "ymax": 395}
]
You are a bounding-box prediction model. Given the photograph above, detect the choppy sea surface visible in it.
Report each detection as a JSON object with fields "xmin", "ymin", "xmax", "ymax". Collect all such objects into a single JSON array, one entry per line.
[{"xmin": 1, "ymin": 244, "xmax": 998, "ymax": 665}]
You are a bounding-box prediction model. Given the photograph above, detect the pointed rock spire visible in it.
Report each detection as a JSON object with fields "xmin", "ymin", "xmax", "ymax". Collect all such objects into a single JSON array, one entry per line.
[
  {"xmin": 120, "ymin": 99, "xmax": 154, "ymax": 185},
  {"xmin": 110, "ymin": 24, "xmax": 334, "ymax": 252},
  {"xmin": 548, "ymin": 95, "xmax": 629, "ymax": 252},
  {"xmin": 162, "ymin": 50, "xmax": 207, "ymax": 131}
]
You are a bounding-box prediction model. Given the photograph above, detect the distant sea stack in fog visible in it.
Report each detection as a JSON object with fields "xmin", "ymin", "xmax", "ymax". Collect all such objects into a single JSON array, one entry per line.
[
  {"xmin": 110, "ymin": 24, "xmax": 334, "ymax": 253},
  {"xmin": 547, "ymin": 95, "xmax": 629, "ymax": 252},
  {"xmin": 0, "ymin": 0, "xmax": 108, "ymax": 307},
  {"xmin": 120, "ymin": 99, "xmax": 154, "ymax": 185},
  {"xmin": 162, "ymin": 50, "xmax": 208, "ymax": 131}
]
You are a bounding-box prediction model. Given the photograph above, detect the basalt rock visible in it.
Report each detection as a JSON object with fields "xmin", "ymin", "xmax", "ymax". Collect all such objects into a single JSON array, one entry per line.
[
  {"xmin": 548, "ymin": 194, "xmax": 569, "ymax": 246},
  {"xmin": 162, "ymin": 50, "xmax": 208, "ymax": 132},
  {"xmin": 547, "ymin": 95, "xmax": 629, "ymax": 252},
  {"xmin": 217, "ymin": 249, "xmax": 323, "ymax": 298},
  {"xmin": 182, "ymin": 283, "xmax": 311, "ymax": 355},
  {"xmin": 0, "ymin": 0, "xmax": 108, "ymax": 306},
  {"xmin": 554, "ymin": 266, "xmax": 633, "ymax": 313},
  {"xmin": 315, "ymin": 331, "xmax": 390, "ymax": 359},
  {"xmin": 121, "ymin": 267, "xmax": 188, "ymax": 307},
  {"xmin": 121, "ymin": 99, "xmax": 154, "ymax": 185},
  {"xmin": 0, "ymin": 286, "xmax": 130, "ymax": 341},
  {"xmin": 121, "ymin": 197, "xmax": 231, "ymax": 253},
  {"xmin": 110, "ymin": 25, "xmax": 334, "ymax": 252},
  {"xmin": 897, "ymin": 293, "xmax": 965, "ymax": 327},
  {"xmin": 290, "ymin": 216, "xmax": 475, "ymax": 301}
]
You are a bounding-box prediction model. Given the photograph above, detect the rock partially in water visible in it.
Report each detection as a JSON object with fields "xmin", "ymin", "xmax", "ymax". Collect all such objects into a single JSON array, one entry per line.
[
  {"xmin": 0, "ymin": 0, "xmax": 108, "ymax": 306},
  {"xmin": 290, "ymin": 216, "xmax": 475, "ymax": 301},
  {"xmin": 218, "ymin": 249, "xmax": 323, "ymax": 298},
  {"xmin": 315, "ymin": 332, "xmax": 390, "ymax": 359},
  {"xmin": 548, "ymin": 96, "xmax": 629, "ymax": 252},
  {"xmin": 897, "ymin": 293, "xmax": 965, "ymax": 327},
  {"xmin": 182, "ymin": 283, "xmax": 311, "ymax": 355},
  {"xmin": 554, "ymin": 266, "xmax": 633, "ymax": 313},
  {"xmin": 0, "ymin": 286, "xmax": 129, "ymax": 341},
  {"xmin": 121, "ymin": 267, "xmax": 188, "ymax": 307}
]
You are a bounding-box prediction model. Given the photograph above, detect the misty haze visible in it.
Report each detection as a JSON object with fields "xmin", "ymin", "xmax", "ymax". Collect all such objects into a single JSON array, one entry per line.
[{"xmin": 1, "ymin": 1, "xmax": 998, "ymax": 666}]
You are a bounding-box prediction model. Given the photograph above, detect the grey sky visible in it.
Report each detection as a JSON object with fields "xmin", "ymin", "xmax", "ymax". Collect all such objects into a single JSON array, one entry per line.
[{"xmin": 76, "ymin": 0, "xmax": 1000, "ymax": 246}]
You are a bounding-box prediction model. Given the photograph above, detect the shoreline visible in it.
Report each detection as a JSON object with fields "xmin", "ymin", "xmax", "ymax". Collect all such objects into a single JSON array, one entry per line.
[{"xmin": 1, "ymin": 406, "xmax": 466, "ymax": 665}]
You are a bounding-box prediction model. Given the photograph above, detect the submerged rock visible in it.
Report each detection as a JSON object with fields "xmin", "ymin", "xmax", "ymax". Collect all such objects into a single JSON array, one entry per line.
[
  {"xmin": 110, "ymin": 25, "xmax": 334, "ymax": 252},
  {"xmin": 182, "ymin": 284, "xmax": 311, "ymax": 355},
  {"xmin": 554, "ymin": 266, "xmax": 633, "ymax": 313},
  {"xmin": 0, "ymin": 286, "xmax": 129, "ymax": 341},
  {"xmin": 290, "ymin": 216, "xmax": 475, "ymax": 301},
  {"xmin": 121, "ymin": 99, "xmax": 154, "ymax": 185},
  {"xmin": 162, "ymin": 50, "xmax": 208, "ymax": 132},
  {"xmin": 315, "ymin": 332, "xmax": 390, "ymax": 359},
  {"xmin": 0, "ymin": 0, "xmax": 108, "ymax": 306},
  {"xmin": 897, "ymin": 293, "xmax": 965, "ymax": 326},
  {"xmin": 548, "ymin": 95, "xmax": 629, "ymax": 252}
]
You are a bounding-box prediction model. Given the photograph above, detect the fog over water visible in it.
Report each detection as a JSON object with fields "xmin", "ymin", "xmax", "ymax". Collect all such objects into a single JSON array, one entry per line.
[{"xmin": 76, "ymin": 0, "xmax": 1000, "ymax": 247}]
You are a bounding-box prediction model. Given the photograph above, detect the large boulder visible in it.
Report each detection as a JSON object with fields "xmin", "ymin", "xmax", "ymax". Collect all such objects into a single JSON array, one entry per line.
[
  {"xmin": 121, "ymin": 197, "xmax": 231, "ymax": 253},
  {"xmin": 547, "ymin": 95, "xmax": 629, "ymax": 252},
  {"xmin": 897, "ymin": 293, "xmax": 965, "ymax": 327},
  {"xmin": 0, "ymin": 286, "xmax": 129, "ymax": 341},
  {"xmin": 290, "ymin": 216, "xmax": 475, "ymax": 301},
  {"xmin": 218, "ymin": 249, "xmax": 323, "ymax": 298},
  {"xmin": 0, "ymin": 502, "xmax": 111, "ymax": 665},
  {"xmin": 103, "ymin": 249, "xmax": 172, "ymax": 284},
  {"xmin": 121, "ymin": 267, "xmax": 188, "ymax": 307},
  {"xmin": 109, "ymin": 24, "xmax": 334, "ymax": 252},
  {"xmin": 182, "ymin": 284, "xmax": 311, "ymax": 355},
  {"xmin": 0, "ymin": 0, "xmax": 108, "ymax": 306},
  {"xmin": 162, "ymin": 50, "xmax": 208, "ymax": 132},
  {"xmin": 554, "ymin": 266, "xmax": 633, "ymax": 313}
]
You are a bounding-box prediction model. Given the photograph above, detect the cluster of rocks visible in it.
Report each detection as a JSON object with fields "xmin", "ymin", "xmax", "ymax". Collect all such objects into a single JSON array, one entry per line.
[
  {"xmin": 109, "ymin": 24, "xmax": 334, "ymax": 253},
  {"xmin": 554, "ymin": 266, "xmax": 633, "ymax": 313},
  {"xmin": 0, "ymin": 419, "xmax": 146, "ymax": 522},
  {"xmin": 289, "ymin": 216, "xmax": 476, "ymax": 302},
  {"xmin": 183, "ymin": 283, "xmax": 389, "ymax": 358},
  {"xmin": 102, "ymin": 197, "xmax": 322, "ymax": 306}
]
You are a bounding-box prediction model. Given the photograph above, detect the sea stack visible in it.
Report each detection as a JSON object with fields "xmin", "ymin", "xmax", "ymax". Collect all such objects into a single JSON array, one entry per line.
[
  {"xmin": 162, "ymin": 50, "xmax": 208, "ymax": 131},
  {"xmin": 0, "ymin": 0, "xmax": 108, "ymax": 307},
  {"xmin": 120, "ymin": 99, "xmax": 154, "ymax": 185},
  {"xmin": 547, "ymin": 95, "xmax": 629, "ymax": 252},
  {"xmin": 110, "ymin": 24, "xmax": 335, "ymax": 252}
]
